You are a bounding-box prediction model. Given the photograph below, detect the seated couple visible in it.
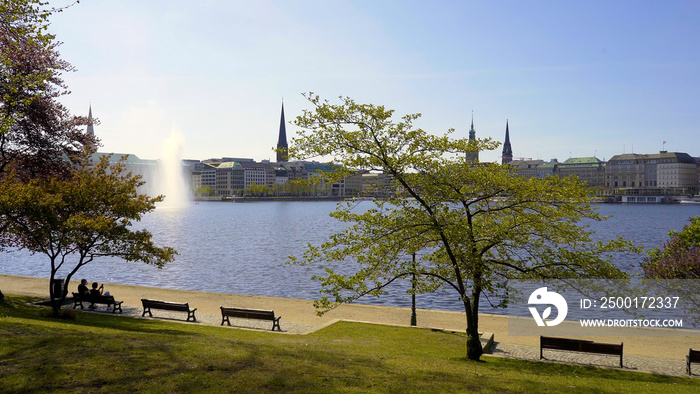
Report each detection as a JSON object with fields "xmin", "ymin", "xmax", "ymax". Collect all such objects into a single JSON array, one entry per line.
[{"xmin": 77, "ymin": 279, "xmax": 111, "ymax": 300}]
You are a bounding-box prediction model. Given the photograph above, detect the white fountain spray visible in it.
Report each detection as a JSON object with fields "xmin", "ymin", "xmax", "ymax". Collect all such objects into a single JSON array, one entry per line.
[{"xmin": 156, "ymin": 128, "xmax": 189, "ymax": 208}]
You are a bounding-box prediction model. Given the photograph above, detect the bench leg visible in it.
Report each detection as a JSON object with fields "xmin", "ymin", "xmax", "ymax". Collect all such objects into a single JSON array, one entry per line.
[
  {"xmin": 187, "ymin": 309, "xmax": 197, "ymax": 322},
  {"xmin": 142, "ymin": 307, "xmax": 152, "ymax": 317},
  {"xmin": 272, "ymin": 317, "xmax": 281, "ymax": 332},
  {"xmin": 221, "ymin": 316, "xmax": 230, "ymax": 326},
  {"xmin": 620, "ymin": 343, "xmax": 624, "ymax": 368},
  {"xmin": 113, "ymin": 302, "xmax": 123, "ymax": 314},
  {"xmin": 688, "ymin": 356, "xmax": 691, "ymax": 375}
]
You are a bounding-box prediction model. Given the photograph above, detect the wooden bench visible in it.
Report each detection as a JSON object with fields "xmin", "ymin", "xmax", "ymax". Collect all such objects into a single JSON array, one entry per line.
[
  {"xmin": 540, "ymin": 336, "xmax": 623, "ymax": 368},
  {"xmin": 72, "ymin": 292, "xmax": 123, "ymax": 313},
  {"xmin": 687, "ymin": 348, "xmax": 700, "ymax": 375},
  {"xmin": 220, "ymin": 306, "xmax": 281, "ymax": 331},
  {"xmin": 141, "ymin": 299, "xmax": 197, "ymax": 322}
]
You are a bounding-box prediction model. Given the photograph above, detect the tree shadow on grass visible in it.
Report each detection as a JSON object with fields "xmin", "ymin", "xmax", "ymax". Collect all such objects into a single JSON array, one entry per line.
[{"xmin": 1, "ymin": 295, "xmax": 199, "ymax": 337}]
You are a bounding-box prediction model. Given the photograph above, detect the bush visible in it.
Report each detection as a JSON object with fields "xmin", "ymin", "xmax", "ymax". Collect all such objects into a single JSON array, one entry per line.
[
  {"xmin": 39, "ymin": 308, "xmax": 77, "ymax": 320},
  {"xmin": 643, "ymin": 216, "xmax": 700, "ymax": 279}
]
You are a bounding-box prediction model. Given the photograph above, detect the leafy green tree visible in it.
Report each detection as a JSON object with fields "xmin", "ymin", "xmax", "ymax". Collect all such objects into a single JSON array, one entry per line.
[
  {"xmin": 642, "ymin": 216, "xmax": 700, "ymax": 325},
  {"xmin": 1, "ymin": 1, "xmax": 94, "ymax": 300},
  {"xmin": 245, "ymin": 182, "xmax": 270, "ymax": 197},
  {"xmin": 195, "ymin": 186, "xmax": 212, "ymax": 197},
  {"xmin": 1, "ymin": 0, "xmax": 95, "ymax": 180},
  {"xmin": 0, "ymin": 155, "xmax": 177, "ymax": 316},
  {"xmin": 643, "ymin": 216, "xmax": 700, "ymax": 279},
  {"xmin": 288, "ymin": 93, "xmax": 635, "ymax": 360}
]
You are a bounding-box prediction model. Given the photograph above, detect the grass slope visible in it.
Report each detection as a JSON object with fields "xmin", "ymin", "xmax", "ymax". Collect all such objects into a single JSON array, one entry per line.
[{"xmin": 0, "ymin": 296, "xmax": 697, "ymax": 393}]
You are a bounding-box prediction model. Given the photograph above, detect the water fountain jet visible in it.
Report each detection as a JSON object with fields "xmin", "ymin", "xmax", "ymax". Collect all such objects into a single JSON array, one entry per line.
[{"xmin": 156, "ymin": 128, "xmax": 189, "ymax": 208}]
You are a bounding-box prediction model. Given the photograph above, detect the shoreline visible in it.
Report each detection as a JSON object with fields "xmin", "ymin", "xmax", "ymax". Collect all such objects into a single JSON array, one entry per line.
[
  {"xmin": 194, "ymin": 196, "xmax": 354, "ymax": 202},
  {"xmin": 2, "ymin": 274, "xmax": 699, "ymax": 367}
]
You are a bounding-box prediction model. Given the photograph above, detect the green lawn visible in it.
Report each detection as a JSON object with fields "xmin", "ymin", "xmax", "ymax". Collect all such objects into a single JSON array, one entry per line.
[{"xmin": 0, "ymin": 295, "xmax": 698, "ymax": 393}]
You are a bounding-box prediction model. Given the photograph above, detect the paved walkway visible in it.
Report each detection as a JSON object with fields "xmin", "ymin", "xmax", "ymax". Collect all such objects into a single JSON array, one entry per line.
[
  {"xmin": 2, "ymin": 274, "xmax": 698, "ymax": 378},
  {"xmin": 490, "ymin": 342, "xmax": 691, "ymax": 377}
]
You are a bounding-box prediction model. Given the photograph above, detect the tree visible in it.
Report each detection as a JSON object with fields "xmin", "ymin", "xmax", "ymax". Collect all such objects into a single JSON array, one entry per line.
[
  {"xmin": 643, "ymin": 216, "xmax": 700, "ymax": 279},
  {"xmin": 0, "ymin": 154, "xmax": 177, "ymax": 316},
  {"xmin": 288, "ymin": 93, "xmax": 634, "ymax": 360},
  {"xmin": 642, "ymin": 216, "xmax": 700, "ymax": 326},
  {"xmin": 194, "ymin": 185, "xmax": 212, "ymax": 197},
  {"xmin": 1, "ymin": 0, "xmax": 95, "ymax": 299},
  {"xmin": 245, "ymin": 182, "xmax": 270, "ymax": 197},
  {"xmin": 1, "ymin": 0, "xmax": 95, "ymax": 181}
]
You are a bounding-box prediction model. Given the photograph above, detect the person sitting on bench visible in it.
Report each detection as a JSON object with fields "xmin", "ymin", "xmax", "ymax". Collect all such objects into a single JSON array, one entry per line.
[
  {"xmin": 78, "ymin": 279, "xmax": 90, "ymax": 297},
  {"xmin": 88, "ymin": 282, "xmax": 111, "ymax": 309},
  {"xmin": 90, "ymin": 282, "xmax": 110, "ymax": 297}
]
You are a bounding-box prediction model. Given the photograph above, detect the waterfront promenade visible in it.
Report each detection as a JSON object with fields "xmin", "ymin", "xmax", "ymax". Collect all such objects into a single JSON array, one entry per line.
[{"xmin": 2, "ymin": 274, "xmax": 699, "ymax": 377}]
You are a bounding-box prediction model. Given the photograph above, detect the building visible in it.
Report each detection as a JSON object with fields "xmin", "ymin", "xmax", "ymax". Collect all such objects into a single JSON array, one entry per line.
[
  {"xmin": 86, "ymin": 105, "xmax": 95, "ymax": 136},
  {"xmin": 214, "ymin": 161, "xmax": 244, "ymax": 197},
  {"xmin": 508, "ymin": 159, "xmax": 543, "ymax": 179},
  {"xmin": 276, "ymin": 102, "xmax": 288, "ymax": 162},
  {"xmin": 240, "ymin": 161, "xmax": 276, "ymax": 190},
  {"xmin": 190, "ymin": 162, "xmax": 216, "ymax": 194},
  {"xmin": 344, "ymin": 170, "xmax": 394, "ymax": 197},
  {"xmin": 605, "ymin": 151, "xmax": 699, "ymax": 195},
  {"xmin": 501, "ymin": 120, "xmax": 513, "ymax": 164},
  {"xmin": 537, "ymin": 159, "xmax": 558, "ymax": 178},
  {"xmin": 557, "ymin": 157, "xmax": 606, "ymax": 188},
  {"xmin": 466, "ymin": 113, "xmax": 478, "ymax": 163}
]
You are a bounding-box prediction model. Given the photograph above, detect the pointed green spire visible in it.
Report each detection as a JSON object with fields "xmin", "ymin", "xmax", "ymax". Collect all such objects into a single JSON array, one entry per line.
[
  {"xmin": 501, "ymin": 120, "xmax": 512, "ymax": 164},
  {"xmin": 276, "ymin": 101, "xmax": 288, "ymax": 162}
]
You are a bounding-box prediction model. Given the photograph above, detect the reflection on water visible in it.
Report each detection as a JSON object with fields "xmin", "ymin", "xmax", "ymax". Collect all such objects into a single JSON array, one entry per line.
[{"xmin": 2, "ymin": 201, "xmax": 699, "ymax": 313}]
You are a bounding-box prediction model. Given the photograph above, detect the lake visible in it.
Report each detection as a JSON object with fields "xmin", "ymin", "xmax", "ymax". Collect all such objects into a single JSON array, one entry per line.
[{"xmin": 2, "ymin": 201, "xmax": 699, "ymax": 313}]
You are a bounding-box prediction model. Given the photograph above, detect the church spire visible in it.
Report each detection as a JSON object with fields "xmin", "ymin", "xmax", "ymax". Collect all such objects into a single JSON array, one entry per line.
[
  {"xmin": 466, "ymin": 111, "xmax": 478, "ymax": 162},
  {"xmin": 86, "ymin": 104, "xmax": 95, "ymax": 136},
  {"xmin": 276, "ymin": 101, "xmax": 288, "ymax": 162},
  {"xmin": 501, "ymin": 120, "xmax": 513, "ymax": 164}
]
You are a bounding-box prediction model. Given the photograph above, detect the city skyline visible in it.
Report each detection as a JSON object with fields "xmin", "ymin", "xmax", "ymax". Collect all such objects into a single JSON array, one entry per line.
[{"xmin": 49, "ymin": 1, "xmax": 700, "ymax": 162}]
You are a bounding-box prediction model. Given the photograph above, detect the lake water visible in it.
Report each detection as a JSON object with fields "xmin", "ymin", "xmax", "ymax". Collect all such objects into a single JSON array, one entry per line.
[{"xmin": 2, "ymin": 201, "xmax": 699, "ymax": 313}]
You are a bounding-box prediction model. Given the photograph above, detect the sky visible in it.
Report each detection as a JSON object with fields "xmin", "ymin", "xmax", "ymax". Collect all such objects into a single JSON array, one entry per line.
[{"xmin": 48, "ymin": 0, "xmax": 700, "ymax": 163}]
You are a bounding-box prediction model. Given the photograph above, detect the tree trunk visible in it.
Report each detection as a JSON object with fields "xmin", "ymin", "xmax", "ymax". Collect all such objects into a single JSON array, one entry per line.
[
  {"xmin": 49, "ymin": 278, "xmax": 61, "ymax": 317},
  {"xmin": 463, "ymin": 295, "xmax": 483, "ymax": 360},
  {"xmin": 48, "ymin": 272, "xmax": 68, "ymax": 317},
  {"xmin": 466, "ymin": 333, "xmax": 483, "ymax": 360}
]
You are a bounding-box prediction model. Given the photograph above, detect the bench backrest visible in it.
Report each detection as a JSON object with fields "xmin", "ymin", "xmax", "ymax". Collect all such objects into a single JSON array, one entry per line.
[
  {"xmin": 220, "ymin": 306, "xmax": 275, "ymax": 321},
  {"xmin": 91, "ymin": 295, "xmax": 116, "ymax": 303},
  {"xmin": 690, "ymin": 349, "xmax": 700, "ymax": 363},
  {"xmin": 541, "ymin": 336, "xmax": 622, "ymax": 355},
  {"xmin": 73, "ymin": 292, "xmax": 115, "ymax": 303},
  {"xmin": 580, "ymin": 341, "xmax": 623, "ymax": 356},
  {"xmin": 142, "ymin": 299, "xmax": 190, "ymax": 312},
  {"xmin": 541, "ymin": 336, "xmax": 593, "ymax": 352}
]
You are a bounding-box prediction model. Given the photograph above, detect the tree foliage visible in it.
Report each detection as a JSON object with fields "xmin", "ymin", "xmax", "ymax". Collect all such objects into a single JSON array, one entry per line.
[
  {"xmin": 0, "ymin": 1, "xmax": 102, "ymax": 302},
  {"xmin": 194, "ymin": 185, "xmax": 212, "ymax": 197},
  {"xmin": 1, "ymin": 0, "xmax": 94, "ymax": 181},
  {"xmin": 289, "ymin": 93, "xmax": 635, "ymax": 360},
  {"xmin": 244, "ymin": 182, "xmax": 270, "ymax": 197},
  {"xmin": 641, "ymin": 217, "xmax": 700, "ymax": 326},
  {"xmin": 643, "ymin": 216, "xmax": 700, "ymax": 279},
  {"xmin": 0, "ymin": 154, "xmax": 177, "ymax": 315}
]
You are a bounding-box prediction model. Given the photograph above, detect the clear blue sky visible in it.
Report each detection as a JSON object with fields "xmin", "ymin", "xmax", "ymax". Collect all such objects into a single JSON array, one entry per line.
[{"xmin": 49, "ymin": 0, "xmax": 700, "ymax": 163}]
